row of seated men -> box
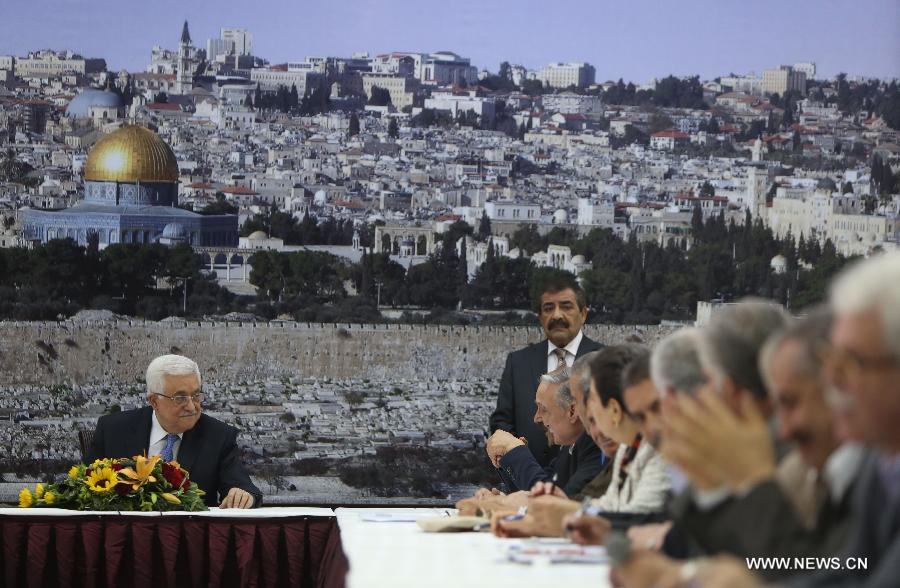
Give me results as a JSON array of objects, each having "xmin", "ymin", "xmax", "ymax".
[{"xmin": 457, "ymin": 254, "xmax": 900, "ymax": 588}]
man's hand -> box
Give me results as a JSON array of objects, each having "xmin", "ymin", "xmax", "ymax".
[
  {"xmin": 474, "ymin": 487, "xmax": 504, "ymax": 500},
  {"xmin": 492, "ymin": 495, "xmax": 579, "ymax": 538},
  {"xmin": 219, "ymin": 487, "xmax": 254, "ymax": 509},
  {"xmin": 530, "ymin": 481, "xmax": 568, "ymax": 499},
  {"xmin": 610, "ymin": 550, "xmax": 683, "ymax": 588},
  {"xmin": 661, "ymin": 388, "xmax": 775, "ymax": 493},
  {"xmin": 563, "ymin": 513, "xmax": 611, "ymax": 545},
  {"xmin": 485, "ymin": 430, "xmax": 525, "ymax": 467},
  {"xmin": 455, "ymin": 491, "xmax": 527, "ymax": 517},
  {"xmin": 626, "ymin": 522, "xmax": 672, "ymax": 551}
]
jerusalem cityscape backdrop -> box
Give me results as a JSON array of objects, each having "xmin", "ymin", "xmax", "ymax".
[{"xmin": 0, "ymin": 5, "xmax": 898, "ymax": 502}]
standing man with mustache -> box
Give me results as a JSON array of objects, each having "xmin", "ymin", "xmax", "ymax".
[
  {"xmin": 488, "ymin": 275, "xmax": 602, "ymax": 467},
  {"xmin": 85, "ymin": 354, "xmax": 262, "ymax": 509}
]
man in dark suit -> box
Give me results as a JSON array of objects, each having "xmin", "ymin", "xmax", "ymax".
[
  {"xmin": 489, "ymin": 275, "xmax": 602, "ymax": 466},
  {"xmin": 491, "ymin": 371, "xmax": 604, "ymax": 497},
  {"xmin": 86, "ymin": 354, "xmax": 262, "ymax": 509}
]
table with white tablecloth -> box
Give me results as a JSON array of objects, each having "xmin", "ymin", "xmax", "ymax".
[{"xmin": 336, "ymin": 508, "xmax": 612, "ymax": 588}]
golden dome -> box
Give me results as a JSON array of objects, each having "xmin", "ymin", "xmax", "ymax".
[{"xmin": 83, "ymin": 125, "xmax": 179, "ymax": 183}]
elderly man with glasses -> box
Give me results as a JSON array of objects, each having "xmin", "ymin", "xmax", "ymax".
[{"xmin": 85, "ymin": 354, "xmax": 262, "ymax": 509}]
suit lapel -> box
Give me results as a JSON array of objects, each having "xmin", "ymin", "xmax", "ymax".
[
  {"xmin": 574, "ymin": 335, "xmax": 598, "ymax": 359},
  {"xmin": 531, "ymin": 340, "xmax": 547, "ymax": 389},
  {"xmin": 177, "ymin": 416, "xmax": 203, "ymax": 472},
  {"xmin": 127, "ymin": 407, "xmax": 153, "ymax": 458}
]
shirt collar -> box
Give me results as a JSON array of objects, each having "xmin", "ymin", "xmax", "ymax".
[
  {"xmin": 548, "ymin": 330, "xmax": 584, "ymax": 358},
  {"xmin": 822, "ymin": 443, "xmax": 865, "ymax": 503},
  {"xmin": 150, "ymin": 410, "xmax": 182, "ymax": 447}
]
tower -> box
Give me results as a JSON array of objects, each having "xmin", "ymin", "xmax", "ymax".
[{"xmin": 175, "ymin": 20, "xmax": 194, "ymax": 94}]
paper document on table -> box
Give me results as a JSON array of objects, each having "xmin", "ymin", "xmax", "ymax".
[
  {"xmin": 359, "ymin": 512, "xmax": 439, "ymax": 522},
  {"xmin": 505, "ymin": 540, "xmax": 609, "ymax": 565}
]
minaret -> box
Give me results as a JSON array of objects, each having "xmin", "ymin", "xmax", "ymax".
[{"xmin": 176, "ymin": 20, "xmax": 194, "ymax": 94}]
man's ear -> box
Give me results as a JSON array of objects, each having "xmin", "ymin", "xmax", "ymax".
[
  {"xmin": 147, "ymin": 394, "xmax": 157, "ymax": 411},
  {"xmin": 568, "ymin": 402, "xmax": 578, "ymax": 423}
]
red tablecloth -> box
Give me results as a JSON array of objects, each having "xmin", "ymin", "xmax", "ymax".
[{"xmin": 0, "ymin": 515, "xmax": 348, "ymax": 588}]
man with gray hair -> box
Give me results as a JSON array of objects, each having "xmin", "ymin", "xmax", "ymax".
[
  {"xmin": 650, "ymin": 327, "xmax": 706, "ymax": 398},
  {"xmin": 487, "ymin": 367, "xmax": 604, "ymax": 497},
  {"xmin": 789, "ymin": 251, "xmax": 900, "ymax": 587},
  {"xmin": 86, "ymin": 354, "xmax": 262, "ymax": 509}
]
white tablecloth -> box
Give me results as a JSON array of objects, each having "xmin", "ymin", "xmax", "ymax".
[
  {"xmin": 0, "ymin": 506, "xmax": 334, "ymax": 518},
  {"xmin": 335, "ymin": 508, "xmax": 611, "ymax": 588}
]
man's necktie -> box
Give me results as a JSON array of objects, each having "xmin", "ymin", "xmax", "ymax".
[
  {"xmin": 553, "ymin": 347, "xmax": 567, "ymax": 369},
  {"xmin": 161, "ymin": 433, "xmax": 178, "ymax": 462}
]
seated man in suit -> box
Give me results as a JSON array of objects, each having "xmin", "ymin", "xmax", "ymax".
[
  {"xmin": 86, "ymin": 354, "xmax": 262, "ymax": 509},
  {"xmin": 487, "ymin": 368, "xmax": 603, "ymax": 497},
  {"xmin": 490, "ymin": 275, "xmax": 602, "ymax": 467}
]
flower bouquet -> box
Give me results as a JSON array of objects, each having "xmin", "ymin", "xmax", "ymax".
[{"xmin": 18, "ymin": 455, "xmax": 208, "ymax": 512}]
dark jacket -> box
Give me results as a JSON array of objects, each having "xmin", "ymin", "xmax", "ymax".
[
  {"xmin": 86, "ymin": 406, "xmax": 263, "ymax": 508},
  {"xmin": 789, "ymin": 450, "xmax": 900, "ymax": 588},
  {"xmin": 498, "ymin": 431, "xmax": 604, "ymax": 497},
  {"xmin": 489, "ymin": 334, "xmax": 602, "ymax": 466}
]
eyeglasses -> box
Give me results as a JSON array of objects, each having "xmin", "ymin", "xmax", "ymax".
[
  {"xmin": 818, "ymin": 344, "xmax": 898, "ymax": 381},
  {"xmin": 152, "ymin": 392, "xmax": 203, "ymax": 406}
]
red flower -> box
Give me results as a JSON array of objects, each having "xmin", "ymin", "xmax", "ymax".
[
  {"xmin": 114, "ymin": 481, "xmax": 131, "ymax": 496},
  {"xmin": 161, "ymin": 462, "xmax": 189, "ymax": 491},
  {"xmin": 110, "ymin": 463, "xmax": 123, "ymax": 471}
]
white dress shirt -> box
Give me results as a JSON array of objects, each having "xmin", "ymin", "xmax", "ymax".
[
  {"xmin": 148, "ymin": 410, "xmax": 182, "ymax": 461},
  {"xmin": 547, "ymin": 330, "xmax": 583, "ymax": 372}
]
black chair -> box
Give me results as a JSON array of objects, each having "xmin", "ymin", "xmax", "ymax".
[{"xmin": 77, "ymin": 430, "xmax": 94, "ymax": 462}]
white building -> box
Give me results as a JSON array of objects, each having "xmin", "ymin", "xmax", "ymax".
[
  {"xmin": 577, "ymin": 197, "xmax": 615, "ymax": 227},
  {"xmin": 15, "ymin": 50, "xmax": 103, "ymax": 78},
  {"xmin": 538, "ymin": 63, "xmax": 596, "ymax": 89},
  {"xmin": 221, "ymin": 29, "xmax": 252, "ymax": 56},
  {"xmin": 250, "ymin": 68, "xmax": 324, "ymax": 94},
  {"xmin": 792, "ymin": 62, "xmax": 816, "ymax": 80},
  {"xmin": 542, "ymin": 93, "xmax": 604, "ymax": 115},
  {"xmin": 720, "ymin": 75, "xmax": 763, "ymax": 95},
  {"xmin": 485, "ymin": 200, "xmax": 540, "ymax": 223},
  {"xmin": 423, "ymin": 91, "xmax": 495, "ymax": 124},
  {"xmin": 422, "ymin": 52, "xmax": 477, "ymax": 85}
]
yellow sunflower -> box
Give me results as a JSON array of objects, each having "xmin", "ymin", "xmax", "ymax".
[
  {"xmin": 44, "ymin": 491, "xmax": 56, "ymax": 505},
  {"xmin": 68, "ymin": 466, "xmax": 80, "ymax": 480},
  {"xmin": 18, "ymin": 487, "xmax": 33, "ymax": 508},
  {"xmin": 85, "ymin": 467, "xmax": 119, "ymax": 493},
  {"xmin": 35, "ymin": 483, "xmax": 44, "ymax": 499}
]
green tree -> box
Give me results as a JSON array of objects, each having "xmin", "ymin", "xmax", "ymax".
[
  {"xmin": 477, "ymin": 211, "xmax": 492, "ymax": 241},
  {"xmin": 387, "ymin": 117, "xmax": 399, "ymax": 139},
  {"xmin": 349, "ymin": 112, "xmax": 360, "ymax": 137}
]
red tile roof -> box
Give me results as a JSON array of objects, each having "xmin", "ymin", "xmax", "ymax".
[
  {"xmin": 652, "ymin": 130, "xmax": 689, "ymax": 139},
  {"xmin": 148, "ymin": 102, "xmax": 182, "ymax": 111}
]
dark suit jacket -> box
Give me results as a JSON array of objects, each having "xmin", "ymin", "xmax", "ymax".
[
  {"xmin": 790, "ymin": 450, "xmax": 900, "ymax": 588},
  {"xmin": 86, "ymin": 406, "xmax": 263, "ymax": 508},
  {"xmin": 490, "ymin": 334, "xmax": 602, "ymax": 466},
  {"xmin": 675, "ymin": 479, "xmax": 855, "ymax": 580},
  {"xmin": 498, "ymin": 431, "xmax": 604, "ymax": 496}
]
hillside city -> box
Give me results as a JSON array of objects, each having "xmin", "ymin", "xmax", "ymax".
[
  {"xmin": 0, "ymin": 24, "xmax": 897, "ymax": 307},
  {"xmin": 0, "ymin": 23, "xmax": 899, "ymax": 502}
]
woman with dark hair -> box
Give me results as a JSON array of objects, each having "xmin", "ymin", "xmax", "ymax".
[{"xmin": 584, "ymin": 344, "xmax": 670, "ymax": 513}]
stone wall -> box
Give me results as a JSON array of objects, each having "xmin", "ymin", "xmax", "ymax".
[{"xmin": 0, "ymin": 320, "xmax": 675, "ymax": 386}]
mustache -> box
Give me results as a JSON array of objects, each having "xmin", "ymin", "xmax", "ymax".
[
  {"xmin": 548, "ymin": 319, "xmax": 570, "ymax": 330},
  {"xmin": 789, "ymin": 430, "xmax": 813, "ymax": 446},
  {"xmin": 179, "ymin": 412, "xmax": 198, "ymax": 417}
]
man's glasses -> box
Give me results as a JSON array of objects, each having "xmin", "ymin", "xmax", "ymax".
[
  {"xmin": 152, "ymin": 392, "xmax": 203, "ymax": 406},
  {"xmin": 818, "ymin": 344, "xmax": 898, "ymax": 381}
]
